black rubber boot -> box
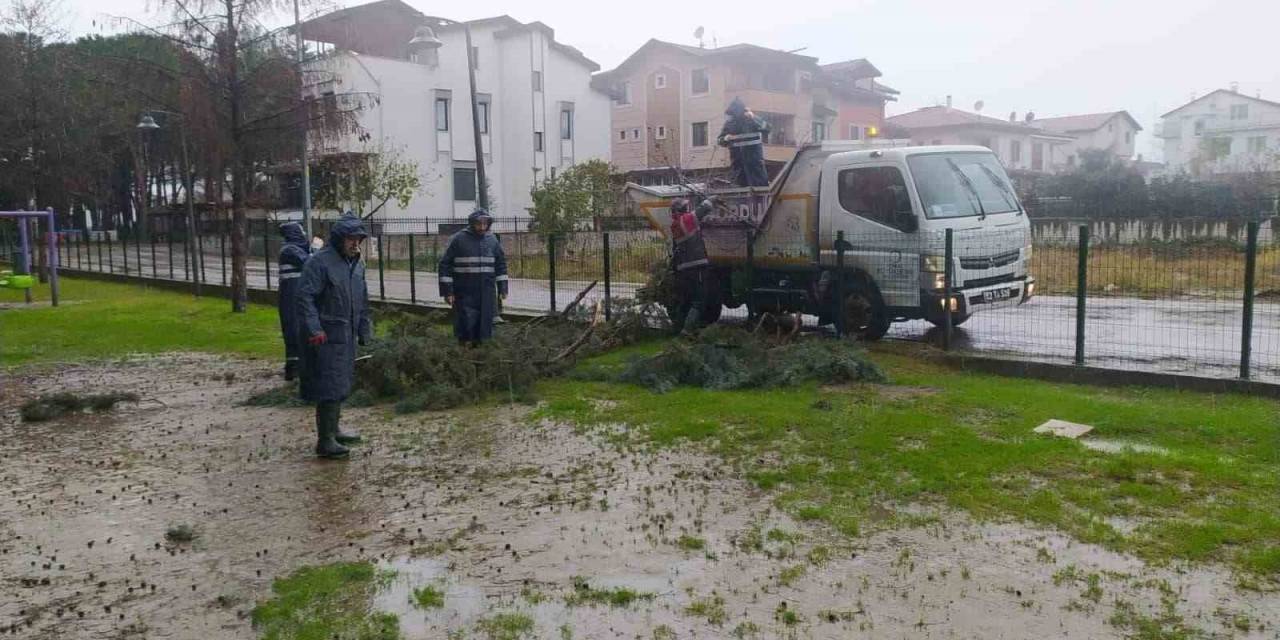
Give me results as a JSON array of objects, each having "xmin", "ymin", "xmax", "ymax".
[
  {"xmin": 333, "ymin": 404, "xmax": 362, "ymax": 444},
  {"xmin": 315, "ymin": 402, "xmax": 349, "ymax": 460},
  {"xmin": 283, "ymin": 359, "xmax": 299, "ymax": 382}
]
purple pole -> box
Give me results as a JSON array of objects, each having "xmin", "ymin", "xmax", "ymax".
[
  {"xmin": 17, "ymin": 214, "xmax": 31, "ymax": 304},
  {"xmin": 47, "ymin": 208, "xmax": 59, "ymax": 307}
]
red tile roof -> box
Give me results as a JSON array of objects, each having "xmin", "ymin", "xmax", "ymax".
[{"xmin": 1035, "ymin": 111, "xmax": 1142, "ymax": 133}]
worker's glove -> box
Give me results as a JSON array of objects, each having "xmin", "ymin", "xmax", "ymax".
[{"xmin": 307, "ymin": 332, "xmax": 327, "ymax": 346}]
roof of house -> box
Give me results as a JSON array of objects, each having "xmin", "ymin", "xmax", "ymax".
[
  {"xmin": 298, "ymin": 1, "xmax": 599, "ymax": 70},
  {"xmin": 1035, "ymin": 111, "xmax": 1142, "ymax": 133},
  {"xmin": 595, "ymin": 39, "xmax": 819, "ymax": 84},
  {"xmin": 820, "ymin": 58, "xmax": 882, "ymax": 79},
  {"xmin": 1161, "ymin": 88, "xmax": 1280, "ymax": 118},
  {"xmin": 887, "ymin": 106, "xmax": 1074, "ymax": 140}
]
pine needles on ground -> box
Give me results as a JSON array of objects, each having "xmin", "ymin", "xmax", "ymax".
[
  {"xmin": 19, "ymin": 392, "xmax": 140, "ymax": 422},
  {"xmin": 618, "ymin": 326, "xmax": 885, "ymax": 393}
]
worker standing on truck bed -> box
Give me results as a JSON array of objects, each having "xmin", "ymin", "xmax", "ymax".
[
  {"xmin": 718, "ymin": 97, "xmax": 771, "ymax": 187},
  {"xmin": 670, "ymin": 198, "xmax": 711, "ymax": 334}
]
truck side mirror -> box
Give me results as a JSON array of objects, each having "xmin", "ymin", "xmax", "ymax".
[{"xmin": 895, "ymin": 210, "xmax": 918, "ymax": 233}]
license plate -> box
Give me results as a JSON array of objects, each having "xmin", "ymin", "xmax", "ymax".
[{"xmin": 982, "ymin": 288, "xmax": 1013, "ymax": 303}]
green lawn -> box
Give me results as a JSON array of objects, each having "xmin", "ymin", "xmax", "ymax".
[
  {"xmin": 0, "ymin": 276, "xmax": 282, "ymax": 366},
  {"xmin": 541, "ymin": 344, "xmax": 1280, "ymax": 578}
]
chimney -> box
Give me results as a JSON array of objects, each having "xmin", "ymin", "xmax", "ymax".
[
  {"xmin": 1230, "ymin": 81, "xmax": 1239, "ymax": 94},
  {"xmin": 1009, "ymin": 111, "xmax": 1017, "ymax": 123},
  {"xmin": 946, "ymin": 95, "xmax": 952, "ymax": 110}
]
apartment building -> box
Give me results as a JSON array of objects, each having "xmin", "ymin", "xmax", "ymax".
[
  {"xmin": 1157, "ymin": 88, "xmax": 1280, "ymax": 176},
  {"xmin": 592, "ymin": 40, "xmax": 896, "ymax": 181}
]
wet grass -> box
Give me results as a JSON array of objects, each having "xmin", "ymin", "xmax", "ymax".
[
  {"xmin": 474, "ymin": 612, "xmax": 535, "ymax": 640},
  {"xmin": 540, "ymin": 342, "xmax": 1280, "ymax": 579},
  {"xmin": 411, "ymin": 584, "xmax": 444, "ymax": 609},
  {"xmin": 250, "ymin": 562, "xmax": 399, "ymax": 640},
  {"xmin": 565, "ymin": 576, "xmax": 655, "ymax": 608},
  {"xmin": 1033, "ymin": 243, "xmax": 1280, "ymax": 298},
  {"xmin": 0, "ymin": 277, "xmax": 282, "ymax": 366}
]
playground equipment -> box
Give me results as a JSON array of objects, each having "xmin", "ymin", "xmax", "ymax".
[{"xmin": 0, "ymin": 208, "xmax": 59, "ymax": 306}]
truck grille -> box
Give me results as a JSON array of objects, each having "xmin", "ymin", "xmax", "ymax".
[
  {"xmin": 964, "ymin": 274, "xmax": 1019, "ymax": 289},
  {"xmin": 960, "ymin": 250, "xmax": 1020, "ymax": 270}
]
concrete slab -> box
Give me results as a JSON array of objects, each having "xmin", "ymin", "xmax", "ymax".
[{"xmin": 1033, "ymin": 419, "xmax": 1094, "ymax": 439}]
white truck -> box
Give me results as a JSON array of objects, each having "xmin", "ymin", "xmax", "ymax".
[{"xmin": 625, "ymin": 143, "xmax": 1037, "ymax": 338}]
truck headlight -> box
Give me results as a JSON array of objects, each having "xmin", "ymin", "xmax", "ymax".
[{"xmin": 920, "ymin": 254, "xmax": 947, "ymax": 273}]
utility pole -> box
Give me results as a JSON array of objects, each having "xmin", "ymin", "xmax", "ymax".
[
  {"xmin": 463, "ymin": 25, "xmax": 486, "ymax": 210},
  {"xmin": 294, "ymin": 0, "xmax": 313, "ymax": 237}
]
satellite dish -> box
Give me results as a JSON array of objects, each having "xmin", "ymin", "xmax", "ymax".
[
  {"xmin": 694, "ymin": 26, "xmax": 705, "ymax": 47},
  {"xmin": 973, "ymin": 100, "xmax": 984, "ymax": 113},
  {"xmin": 1024, "ymin": 111, "xmax": 1036, "ymax": 123}
]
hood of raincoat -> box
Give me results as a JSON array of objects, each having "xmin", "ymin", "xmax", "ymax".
[
  {"xmin": 467, "ymin": 209, "xmax": 493, "ymax": 235},
  {"xmin": 328, "ymin": 214, "xmax": 369, "ymax": 250},
  {"xmin": 279, "ymin": 221, "xmax": 307, "ymax": 246},
  {"xmin": 725, "ymin": 97, "xmax": 746, "ymax": 118}
]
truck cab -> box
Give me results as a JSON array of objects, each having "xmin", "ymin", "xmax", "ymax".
[{"xmin": 626, "ymin": 143, "xmax": 1036, "ymax": 338}]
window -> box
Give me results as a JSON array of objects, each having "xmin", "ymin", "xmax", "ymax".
[
  {"xmin": 811, "ymin": 121, "xmax": 826, "ymax": 142},
  {"xmin": 534, "ymin": 132, "xmax": 544, "ymax": 152},
  {"xmin": 1248, "ymin": 136, "xmax": 1268, "ymax": 153},
  {"xmin": 691, "ymin": 68, "xmax": 709, "ymax": 94},
  {"xmin": 434, "ymin": 98, "xmax": 449, "ymax": 132},
  {"xmin": 615, "ymin": 81, "xmax": 631, "ymax": 106},
  {"xmin": 560, "ymin": 108, "xmax": 574, "ymax": 140},
  {"xmin": 1231, "ymin": 104, "xmax": 1249, "ymax": 120},
  {"xmin": 691, "ymin": 121, "xmax": 709, "ymax": 147},
  {"xmin": 848, "ymin": 124, "xmax": 861, "ymax": 140},
  {"xmin": 618, "ymin": 130, "xmax": 627, "ymax": 141},
  {"xmin": 453, "ymin": 167, "xmax": 477, "ymax": 201},
  {"xmin": 1125, "ymin": 130, "xmax": 1132, "ymax": 144},
  {"xmin": 477, "ymin": 101, "xmax": 490, "ymax": 134},
  {"xmin": 656, "ymin": 125, "xmax": 667, "ymax": 140},
  {"xmin": 836, "ymin": 166, "xmax": 914, "ymax": 231},
  {"xmin": 1194, "ymin": 120, "xmax": 1204, "ymax": 136},
  {"xmin": 532, "ymin": 70, "xmax": 543, "ymax": 91},
  {"xmin": 908, "ymin": 152, "xmax": 1022, "ymax": 219},
  {"xmin": 631, "ymin": 128, "xmax": 640, "ymax": 140},
  {"xmin": 1031, "ymin": 142, "xmax": 1044, "ymax": 171},
  {"xmin": 1009, "ymin": 140, "xmax": 1022, "ymax": 164},
  {"xmin": 654, "ymin": 73, "xmax": 667, "ymax": 89}
]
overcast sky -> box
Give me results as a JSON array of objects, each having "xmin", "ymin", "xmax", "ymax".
[{"xmin": 56, "ymin": 0, "xmax": 1280, "ymax": 161}]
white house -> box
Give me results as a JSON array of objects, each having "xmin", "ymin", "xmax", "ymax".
[
  {"xmin": 1033, "ymin": 111, "xmax": 1142, "ymax": 166},
  {"xmin": 298, "ymin": 0, "xmax": 610, "ymax": 227},
  {"xmin": 885, "ymin": 103, "xmax": 1074, "ymax": 173},
  {"xmin": 1157, "ymin": 88, "xmax": 1280, "ymax": 176}
]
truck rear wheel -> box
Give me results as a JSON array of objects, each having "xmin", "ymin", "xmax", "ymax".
[{"xmin": 842, "ymin": 286, "xmax": 890, "ymax": 341}]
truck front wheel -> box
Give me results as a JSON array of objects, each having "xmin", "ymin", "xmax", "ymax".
[{"xmin": 842, "ymin": 286, "xmax": 891, "ymax": 341}]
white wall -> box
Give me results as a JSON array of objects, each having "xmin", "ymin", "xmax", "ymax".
[
  {"xmin": 1160, "ymin": 92, "xmax": 1280, "ymax": 175},
  {"xmin": 1058, "ymin": 116, "xmax": 1140, "ymax": 164},
  {"xmin": 307, "ymin": 21, "xmax": 609, "ymax": 228}
]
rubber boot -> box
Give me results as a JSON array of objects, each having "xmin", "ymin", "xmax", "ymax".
[
  {"xmin": 283, "ymin": 359, "xmax": 299, "ymax": 382},
  {"xmin": 315, "ymin": 402, "xmax": 349, "ymax": 459},
  {"xmin": 333, "ymin": 404, "xmax": 362, "ymax": 444},
  {"xmin": 680, "ymin": 306, "xmax": 702, "ymax": 337}
]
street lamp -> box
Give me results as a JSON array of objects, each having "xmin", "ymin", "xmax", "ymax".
[
  {"xmin": 409, "ymin": 20, "xmax": 487, "ymax": 211},
  {"xmin": 137, "ymin": 110, "xmax": 202, "ymax": 296}
]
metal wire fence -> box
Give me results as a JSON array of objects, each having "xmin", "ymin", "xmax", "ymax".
[{"xmin": 3, "ymin": 210, "xmax": 1277, "ymax": 384}]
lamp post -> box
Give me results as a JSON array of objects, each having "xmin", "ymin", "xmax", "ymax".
[
  {"xmin": 293, "ymin": 0, "xmax": 313, "ymax": 238},
  {"xmin": 409, "ymin": 20, "xmax": 487, "ymax": 211},
  {"xmin": 137, "ymin": 111, "xmax": 202, "ymax": 296}
]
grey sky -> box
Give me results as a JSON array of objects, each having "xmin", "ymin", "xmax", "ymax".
[{"xmin": 58, "ymin": 0, "xmax": 1280, "ymax": 161}]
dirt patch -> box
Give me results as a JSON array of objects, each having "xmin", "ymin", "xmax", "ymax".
[{"xmin": 1, "ymin": 355, "xmax": 1275, "ymax": 639}]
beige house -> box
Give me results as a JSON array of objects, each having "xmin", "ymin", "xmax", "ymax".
[
  {"xmin": 1033, "ymin": 111, "xmax": 1142, "ymax": 167},
  {"xmin": 886, "ymin": 105, "xmax": 1074, "ymax": 173},
  {"xmin": 591, "ymin": 40, "xmax": 896, "ymax": 181}
]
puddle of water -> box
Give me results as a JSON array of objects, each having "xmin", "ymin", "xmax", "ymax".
[{"xmin": 1081, "ymin": 439, "xmax": 1170, "ymax": 455}]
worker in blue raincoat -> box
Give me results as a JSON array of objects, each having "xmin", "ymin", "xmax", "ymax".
[
  {"xmin": 296, "ymin": 214, "xmax": 371, "ymax": 460},
  {"xmin": 718, "ymin": 97, "xmax": 771, "ymax": 187},
  {"xmin": 439, "ymin": 209, "xmax": 508, "ymax": 346},
  {"xmin": 276, "ymin": 221, "xmax": 311, "ymax": 381}
]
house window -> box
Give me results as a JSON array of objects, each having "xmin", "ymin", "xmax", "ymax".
[
  {"xmin": 631, "ymin": 128, "xmax": 640, "ymax": 140},
  {"xmin": 1009, "ymin": 140, "xmax": 1022, "ymax": 164},
  {"xmin": 1194, "ymin": 120, "xmax": 1204, "ymax": 136},
  {"xmin": 1248, "ymin": 136, "xmax": 1267, "ymax": 153},
  {"xmin": 654, "ymin": 73, "xmax": 667, "ymax": 89},
  {"xmin": 691, "ymin": 68, "xmax": 709, "ymax": 94},
  {"xmin": 477, "ymin": 101, "xmax": 490, "ymax": 134},
  {"xmin": 615, "ymin": 82, "xmax": 631, "ymax": 106},
  {"xmin": 849, "ymin": 124, "xmax": 861, "ymax": 140},
  {"xmin": 656, "ymin": 125, "xmax": 667, "ymax": 140},
  {"xmin": 1125, "ymin": 130, "xmax": 1131, "ymax": 144},
  {"xmin": 560, "ymin": 108, "xmax": 574, "ymax": 140},
  {"xmin": 837, "ymin": 166, "xmax": 913, "ymax": 232},
  {"xmin": 532, "ymin": 70, "xmax": 543, "ymax": 92},
  {"xmin": 812, "ymin": 121, "xmax": 826, "ymax": 142},
  {"xmin": 1231, "ymin": 104, "xmax": 1249, "ymax": 120},
  {"xmin": 1031, "ymin": 142, "xmax": 1044, "ymax": 171},
  {"xmin": 534, "ymin": 131, "xmax": 544, "ymax": 152},
  {"xmin": 435, "ymin": 98, "xmax": 449, "ymax": 132},
  {"xmin": 618, "ymin": 130, "xmax": 626, "ymax": 141},
  {"xmin": 453, "ymin": 167, "xmax": 477, "ymax": 201},
  {"xmin": 691, "ymin": 121, "xmax": 708, "ymax": 147}
]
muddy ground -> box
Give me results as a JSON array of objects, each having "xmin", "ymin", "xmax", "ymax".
[{"xmin": 1, "ymin": 355, "xmax": 1276, "ymax": 639}]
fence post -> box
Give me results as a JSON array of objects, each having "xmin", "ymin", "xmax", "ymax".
[
  {"xmin": 263, "ymin": 220, "xmax": 272, "ymax": 291},
  {"xmin": 1075, "ymin": 225, "xmax": 1089, "ymax": 367},
  {"xmin": 219, "ymin": 219, "xmax": 227, "ymax": 286},
  {"xmin": 408, "ymin": 233, "xmax": 417, "ymax": 304},
  {"xmin": 376, "ymin": 232, "xmax": 386, "ymax": 301},
  {"xmin": 150, "ymin": 229, "xmax": 157, "ymax": 278},
  {"xmin": 835, "ymin": 230, "xmax": 846, "ymax": 338},
  {"xmin": 548, "ymin": 234, "xmax": 558, "ymax": 313},
  {"xmin": 943, "ymin": 228, "xmax": 954, "ymax": 351},
  {"xmin": 1240, "ymin": 221, "xmax": 1260, "ymax": 379},
  {"xmin": 107, "ymin": 227, "xmax": 115, "ymax": 274},
  {"xmin": 96, "ymin": 229, "xmax": 103, "ymax": 272},
  {"xmin": 134, "ymin": 225, "xmax": 142, "ymax": 277},
  {"xmin": 602, "ymin": 232, "xmax": 612, "ymax": 321}
]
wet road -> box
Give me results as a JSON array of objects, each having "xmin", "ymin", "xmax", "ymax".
[{"xmin": 55, "ymin": 245, "xmax": 1280, "ymax": 384}]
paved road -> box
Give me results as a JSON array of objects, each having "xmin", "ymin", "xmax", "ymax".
[{"xmin": 54, "ymin": 242, "xmax": 1280, "ymax": 383}]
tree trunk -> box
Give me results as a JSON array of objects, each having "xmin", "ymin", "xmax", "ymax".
[{"xmin": 225, "ymin": 0, "xmax": 248, "ymax": 312}]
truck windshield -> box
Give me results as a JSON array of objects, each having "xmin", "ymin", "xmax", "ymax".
[{"xmin": 908, "ymin": 152, "xmax": 1022, "ymax": 219}]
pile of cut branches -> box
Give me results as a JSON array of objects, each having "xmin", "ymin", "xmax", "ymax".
[
  {"xmin": 20, "ymin": 392, "xmax": 140, "ymax": 422},
  {"xmin": 618, "ymin": 326, "xmax": 885, "ymax": 393}
]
